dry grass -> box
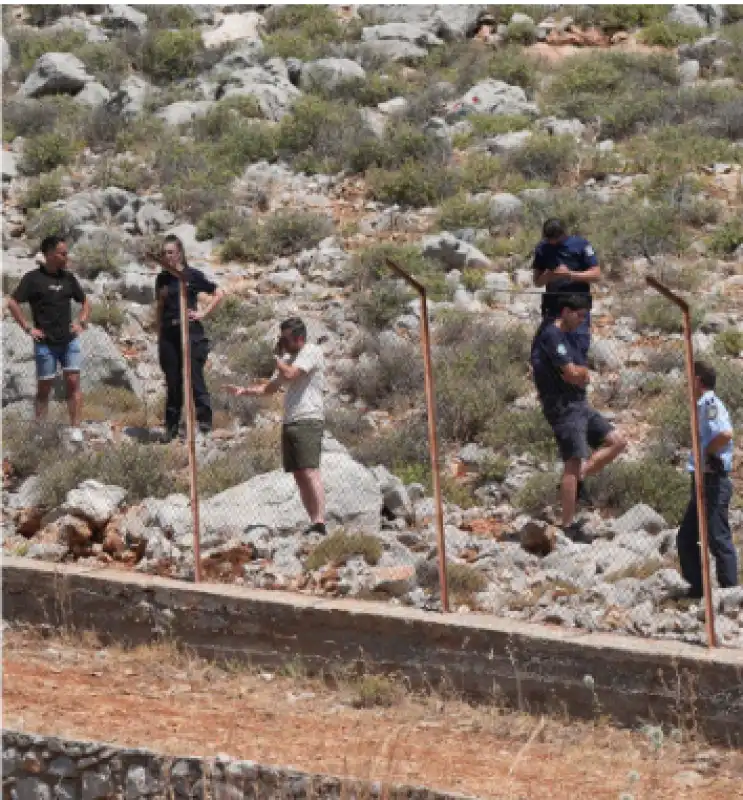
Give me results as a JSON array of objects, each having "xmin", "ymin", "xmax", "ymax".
[{"xmin": 3, "ymin": 627, "xmax": 743, "ymax": 799}]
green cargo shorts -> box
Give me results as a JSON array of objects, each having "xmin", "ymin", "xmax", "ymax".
[{"xmin": 282, "ymin": 420, "xmax": 323, "ymax": 473}]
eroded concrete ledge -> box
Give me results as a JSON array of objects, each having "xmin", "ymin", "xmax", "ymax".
[
  {"xmin": 2, "ymin": 730, "xmax": 473, "ymax": 800},
  {"xmin": 3, "ymin": 558, "xmax": 743, "ymax": 745}
]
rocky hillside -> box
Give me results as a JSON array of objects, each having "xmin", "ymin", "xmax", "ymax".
[{"xmin": 2, "ymin": 5, "xmax": 743, "ymax": 646}]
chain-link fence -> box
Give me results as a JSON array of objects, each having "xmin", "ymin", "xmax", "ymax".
[{"xmin": 3, "ymin": 263, "xmax": 741, "ymax": 649}]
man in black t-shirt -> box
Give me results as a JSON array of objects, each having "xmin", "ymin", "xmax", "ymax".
[
  {"xmin": 8, "ymin": 235, "xmax": 91, "ymax": 442},
  {"xmin": 530, "ymin": 294, "xmax": 626, "ymax": 538}
]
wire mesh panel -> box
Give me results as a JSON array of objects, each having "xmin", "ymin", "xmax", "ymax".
[{"xmin": 3, "ymin": 265, "xmax": 741, "ymax": 649}]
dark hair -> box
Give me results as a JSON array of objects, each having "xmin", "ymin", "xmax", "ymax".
[
  {"xmin": 41, "ymin": 235, "xmax": 65, "ymax": 255},
  {"xmin": 543, "ymin": 218, "xmax": 565, "ymax": 240},
  {"xmin": 280, "ymin": 317, "xmax": 307, "ymax": 340},
  {"xmin": 162, "ymin": 234, "xmax": 189, "ymax": 267},
  {"xmin": 557, "ymin": 294, "xmax": 591, "ymax": 314},
  {"xmin": 694, "ymin": 360, "xmax": 716, "ymax": 391}
]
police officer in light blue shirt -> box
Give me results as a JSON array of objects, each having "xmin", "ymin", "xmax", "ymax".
[{"xmin": 677, "ymin": 361, "xmax": 738, "ymax": 599}]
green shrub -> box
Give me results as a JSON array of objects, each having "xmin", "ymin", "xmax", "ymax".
[
  {"xmin": 141, "ymin": 29, "xmax": 203, "ymax": 83},
  {"xmin": 39, "ymin": 444, "xmax": 179, "ymax": 509},
  {"xmin": 276, "ymin": 96, "xmax": 374, "ymax": 174},
  {"xmin": 574, "ymin": 5, "xmax": 667, "ymax": 33},
  {"xmin": 435, "ymin": 318, "xmax": 531, "ymax": 442},
  {"xmin": 306, "ymin": 531, "xmax": 383, "ymax": 570},
  {"xmin": 636, "ymin": 296, "xmax": 703, "ymax": 334},
  {"xmin": 26, "ymin": 209, "xmax": 75, "ymax": 246},
  {"xmin": 221, "ymin": 211, "xmax": 334, "ymax": 264},
  {"xmin": 140, "ymin": 4, "xmax": 196, "ymax": 29},
  {"xmin": 588, "ymin": 459, "xmax": 689, "ymax": 525},
  {"xmin": 198, "ymin": 432, "xmax": 281, "ymax": 498},
  {"xmin": 708, "ymin": 218, "xmax": 743, "ymax": 254},
  {"xmin": 19, "ymin": 171, "xmax": 65, "ymax": 210},
  {"xmin": 194, "ymin": 95, "xmax": 264, "ymax": 140},
  {"xmin": 78, "ymin": 41, "xmax": 131, "ymax": 90},
  {"xmin": 21, "ymin": 132, "xmax": 81, "ymax": 176},
  {"xmin": 262, "ymin": 5, "xmax": 344, "ymax": 61},
  {"xmin": 485, "ymin": 45, "xmax": 540, "ymax": 92},
  {"xmin": 196, "ymin": 209, "xmax": 244, "ymax": 242},
  {"xmin": 90, "ymin": 296, "xmax": 126, "ymax": 332},
  {"xmin": 225, "ymin": 339, "xmax": 277, "ymax": 381},
  {"xmin": 367, "ymin": 160, "xmax": 457, "ymax": 208},
  {"xmin": 325, "ymin": 408, "xmax": 376, "ymax": 449},
  {"xmin": 3, "ymin": 417, "xmax": 64, "ymax": 479},
  {"xmin": 515, "ymin": 471, "xmax": 559, "ymax": 514},
  {"xmin": 715, "ymin": 329, "xmax": 743, "ymax": 357},
  {"xmin": 94, "ymin": 157, "xmax": 153, "ymax": 194},
  {"xmin": 71, "ymin": 234, "xmax": 124, "ymax": 279},
  {"xmin": 436, "ymin": 194, "xmax": 491, "ymax": 231},
  {"xmin": 507, "ymin": 133, "xmax": 578, "ymax": 183},
  {"xmin": 468, "ymin": 113, "xmax": 532, "ymax": 138},
  {"xmin": 206, "ymin": 296, "xmax": 273, "ymax": 343},
  {"xmin": 458, "ymin": 152, "xmax": 503, "ymax": 193},
  {"xmin": 639, "ymin": 21, "xmax": 706, "ymax": 47},
  {"xmin": 351, "ymin": 415, "xmax": 430, "ymax": 471},
  {"xmin": 338, "ymin": 338, "xmax": 424, "ymax": 409},
  {"xmin": 484, "ymin": 407, "xmax": 557, "ymax": 461},
  {"xmin": 8, "ymin": 28, "xmax": 86, "ymax": 77},
  {"xmin": 461, "ymin": 268, "xmax": 487, "ymax": 292},
  {"xmin": 505, "ymin": 21, "xmax": 537, "ymax": 45},
  {"xmin": 543, "ymin": 51, "xmax": 679, "ymax": 138}
]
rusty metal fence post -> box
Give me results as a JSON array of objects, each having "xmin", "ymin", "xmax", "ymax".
[
  {"xmin": 386, "ymin": 259, "xmax": 449, "ymax": 612},
  {"xmin": 178, "ymin": 274, "xmax": 203, "ymax": 583},
  {"xmin": 646, "ymin": 276, "xmax": 716, "ymax": 648}
]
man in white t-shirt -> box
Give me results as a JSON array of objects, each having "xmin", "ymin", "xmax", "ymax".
[{"xmin": 227, "ymin": 317, "xmax": 327, "ymax": 535}]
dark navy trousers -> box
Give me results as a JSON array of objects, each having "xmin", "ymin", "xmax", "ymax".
[{"xmin": 677, "ymin": 474, "xmax": 738, "ymax": 596}]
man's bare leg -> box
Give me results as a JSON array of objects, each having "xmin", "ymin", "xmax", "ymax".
[
  {"xmin": 561, "ymin": 457, "xmax": 581, "ymax": 528},
  {"xmin": 293, "ymin": 468, "xmax": 325, "ymax": 524},
  {"xmin": 580, "ymin": 431, "xmax": 626, "ymax": 480},
  {"xmin": 35, "ymin": 379, "xmax": 53, "ymax": 422},
  {"xmin": 64, "ymin": 371, "xmax": 82, "ymax": 428}
]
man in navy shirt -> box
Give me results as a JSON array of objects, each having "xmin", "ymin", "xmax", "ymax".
[
  {"xmin": 676, "ymin": 361, "xmax": 737, "ymax": 599},
  {"xmin": 532, "ymin": 218, "xmax": 601, "ymax": 359},
  {"xmin": 530, "ymin": 294, "xmax": 626, "ymax": 538}
]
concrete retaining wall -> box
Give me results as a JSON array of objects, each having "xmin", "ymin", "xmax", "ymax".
[
  {"xmin": 1, "ymin": 731, "xmax": 472, "ymax": 800},
  {"xmin": 3, "ymin": 558, "xmax": 743, "ymax": 745}
]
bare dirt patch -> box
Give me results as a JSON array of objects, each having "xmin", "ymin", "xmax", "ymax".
[{"xmin": 3, "ymin": 628, "xmax": 743, "ymax": 799}]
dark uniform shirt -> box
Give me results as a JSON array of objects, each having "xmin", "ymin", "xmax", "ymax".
[
  {"xmin": 530, "ymin": 321, "xmax": 586, "ymax": 405},
  {"xmin": 11, "ymin": 265, "xmax": 86, "ymax": 347},
  {"xmin": 532, "ymin": 235, "xmax": 599, "ymax": 318},
  {"xmin": 155, "ymin": 266, "xmax": 218, "ymax": 341}
]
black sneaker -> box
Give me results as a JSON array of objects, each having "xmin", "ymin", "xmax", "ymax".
[
  {"xmin": 303, "ymin": 522, "xmax": 327, "ymax": 536},
  {"xmin": 162, "ymin": 426, "xmax": 179, "ymax": 444},
  {"xmin": 561, "ymin": 521, "xmax": 591, "ymax": 544}
]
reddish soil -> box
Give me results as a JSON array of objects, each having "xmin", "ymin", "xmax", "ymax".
[{"xmin": 3, "ymin": 629, "xmax": 743, "ymax": 799}]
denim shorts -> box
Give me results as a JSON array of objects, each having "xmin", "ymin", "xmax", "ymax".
[{"xmin": 35, "ymin": 338, "xmax": 83, "ymax": 380}]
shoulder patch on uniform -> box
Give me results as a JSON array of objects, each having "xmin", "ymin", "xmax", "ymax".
[
  {"xmin": 707, "ymin": 404, "xmax": 718, "ymax": 420},
  {"xmin": 557, "ymin": 343, "xmax": 567, "ymax": 356},
  {"xmin": 584, "ymin": 245, "xmax": 595, "ymax": 257}
]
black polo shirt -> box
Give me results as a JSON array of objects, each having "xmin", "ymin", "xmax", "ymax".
[
  {"xmin": 530, "ymin": 320, "xmax": 586, "ymax": 406},
  {"xmin": 532, "ymin": 235, "xmax": 599, "ymax": 318},
  {"xmin": 155, "ymin": 266, "xmax": 218, "ymax": 340},
  {"xmin": 11, "ymin": 265, "xmax": 86, "ymax": 347}
]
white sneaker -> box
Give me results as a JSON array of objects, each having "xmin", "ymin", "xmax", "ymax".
[{"xmin": 68, "ymin": 428, "xmax": 84, "ymax": 444}]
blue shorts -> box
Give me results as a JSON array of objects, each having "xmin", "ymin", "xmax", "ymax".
[{"xmin": 35, "ymin": 338, "xmax": 83, "ymax": 380}]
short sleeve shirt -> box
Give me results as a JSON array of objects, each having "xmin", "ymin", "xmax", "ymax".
[
  {"xmin": 156, "ymin": 266, "xmax": 217, "ymax": 339},
  {"xmin": 532, "ymin": 235, "xmax": 599, "ymax": 318},
  {"xmin": 688, "ymin": 391, "xmax": 734, "ymax": 473},
  {"xmin": 11, "ymin": 265, "xmax": 85, "ymax": 347},
  {"xmin": 276, "ymin": 343, "xmax": 325, "ymax": 424},
  {"xmin": 530, "ymin": 321, "xmax": 586, "ymax": 405}
]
